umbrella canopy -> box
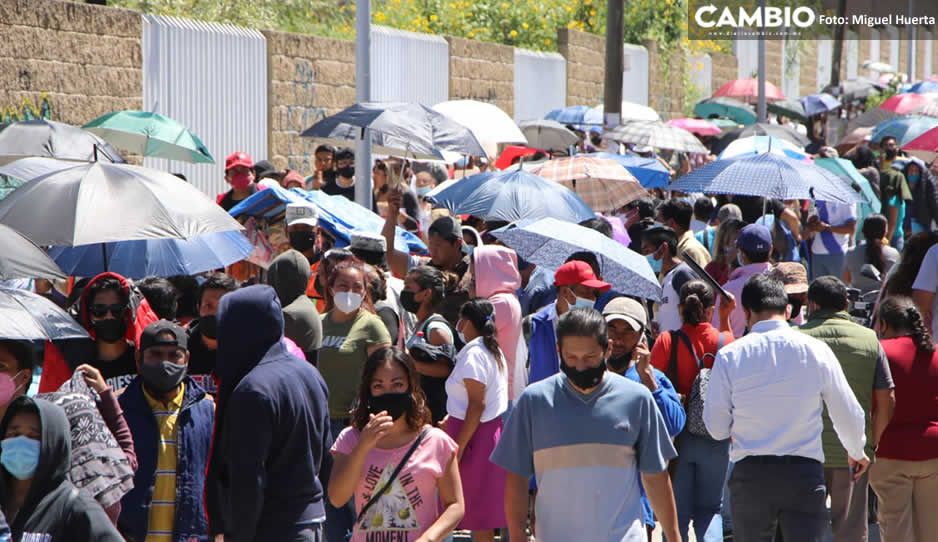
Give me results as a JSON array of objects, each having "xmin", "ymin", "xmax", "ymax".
[
  {"xmin": 904, "ymin": 126, "xmax": 938, "ymax": 153},
  {"xmin": 0, "ymin": 287, "xmax": 89, "ymax": 341},
  {"xmin": 0, "ymin": 223, "xmax": 66, "ymax": 280},
  {"xmin": 863, "ymin": 61, "xmax": 896, "ymax": 74},
  {"xmin": 835, "ymin": 127, "xmax": 873, "ymax": 153},
  {"xmin": 83, "ymin": 110, "xmax": 214, "ymax": 164},
  {"xmin": 870, "ymin": 116, "xmax": 938, "ymax": 145},
  {"xmin": 709, "ymin": 118, "xmax": 742, "ymax": 130},
  {"xmin": 710, "ymin": 123, "xmax": 809, "ymax": 155},
  {"xmin": 719, "ymin": 136, "xmax": 810, "ymax": 161},
  {"xmin": 767, "ymin": 99, "xmax": 808, "ymax": 122},
  {"xmin": 905, "ymin": 81, "xmax": 938, "ymax": 94},
  {"xmin": 693, "ymin": 97, "xmax": 758, "ymax": 125},
  {"xmin": 801, "ymin": 93, "xmax": 841, "ymax": 116},
  {"xmin": 668, "ymin": 153, "xmax": 863, "ymax": 205},
  {"xmin": 0, "ymin": 120, "xmax": 125, "ymax": 166},
  {"xmin": 713, "ymin": 78, "xmax": 784, "ymax": 102},
  {"xmin": 667, "ymin": 118, "xmax": 721, "ymax": 136},
  {"xmin": 545, "ymin": 105, "xmax": 593, "ymax": 127},
  {"xmin": 604, "ymin": 121, "xmax": 708, "ymax": 153},
  {"xmin": 518, "ymin": 120, "xmax": 579, "ymax": 150},
  {"xmin": 919, "ymin": 102, "xmax": 938, "ymax": 118},
  {"xmin": 587, "ymin": 152, "xmax": 671, "ymax": 189},
  {"xmin": 301, "ymin": 102, "xmax": 486, "ymax": 159},
  {"xmin": 880, "ymin": 93, "xmax": 935, "ymax": 114},
  {"xmin": 432, "ymin": 100, "xmax": 526, "ymax": 156},
  {"xmin": 585, "ymin": 103, "xmax": 660, "ymax": 126},
  {"xmin": 47, "ymin": 230, "xmax": 253, "ymax": 279},
  {"xmin": 494, "ymin": 145, "xmax": 541, "ymax": 170},
  {"xmin": 847, "ymin": 108, "xmax": 897, "ymax": 131},
  {"xmin": 429, "ymin": 170, "xmax": 594, "ymax": 223},
  {"xmin": 814, "ymin": 158, "xmax": 881, "ymax": 213},
  {"xmin": 829, "ymin": 78, "xmax": 884, "ymax": 102},
  {"xmin": 491, "ymin": 217, "xmax": 660, "ymax": 301},
  {"xmin": 0, "ymin": 158, "xmax": 242, "ymax": 246},
  {"xmin": 530, "ymin": 156, "xmax": 647, "ymax": 212}
]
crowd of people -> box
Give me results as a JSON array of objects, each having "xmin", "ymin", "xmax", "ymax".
[{"xmin": 0, "ymin": 127, "xmax": 938, "ymax": 542}]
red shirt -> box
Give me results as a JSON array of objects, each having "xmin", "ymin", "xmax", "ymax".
[
  {"xmin": 878, "ymin": 336, "xmax": 938, "ymax": 461},
  {"xmin": 650, "ymin": 322, "xmax": 734, "ymax": 396}
]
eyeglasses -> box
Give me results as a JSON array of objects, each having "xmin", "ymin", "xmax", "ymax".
[{"xmin": 89, "ymin": 304, "xmax": 127, "ymax": 318}]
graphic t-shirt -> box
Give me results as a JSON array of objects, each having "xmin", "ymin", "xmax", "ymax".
[
  {"xmin": 320, "ymin": 310, "xmax": 392, "ymax": 419},
  {"xmin": 93, "ymin": 346, "xmax": 137, "ymax": 392},
  {"xmin": 332, "ymin": 426, "xmax": 458, "ymax": 542}
]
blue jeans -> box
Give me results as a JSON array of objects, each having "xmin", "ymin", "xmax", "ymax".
[
  {"xmin": 671, "ymin": 432, "xmax": 730, "ymax": 542},
  {"xmin": 324, "ymin": 418, "xmax": 355, "ymax": 542},
  {"xmin": 722, "ymin": 460, "xmax": 734, "ymax": 533}
]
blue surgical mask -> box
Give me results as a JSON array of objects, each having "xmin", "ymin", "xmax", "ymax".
[
  {"xmin": 573, "ymin": 296, "xmax": 595, "ymax": 310},
  {"xmin": 1, "ymin": 436, "xmax": 40, "ymax": 480},
  {"xmin": 646, "ymin": 254, "xmax": 663, "ymax": 274},
  {"xmin": 416, "ymin": 185, "xmax": 432, "ymax": 197},
  {"xmin": 908, "ymin": 174, "xmax": 921, "ymax": 184}
]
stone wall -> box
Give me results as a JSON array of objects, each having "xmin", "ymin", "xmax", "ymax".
[
  {"xmin": 264, "ymin": 30, "xmax": 356, "ymax": 173},
  {"xmin": 447, "ymin": 37, "xmax": 514, "ymax": 117},
  {"xmin": 558, "ymin": 28, "xmax": 604, "ymax": 107},
  {"xmin": 0, "ymin": 0, "xmax": 141, "ymax": 126}
]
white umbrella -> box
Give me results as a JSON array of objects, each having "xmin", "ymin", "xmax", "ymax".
[
  {"xmin": 584, "ymin": 102, "xmax": 661, "ymax": 127},
  {"xmin": 863, "ymin": 60, "xmax": 896, "ymax": 74},
  {"xmin": 433, "ymin": 100, "xmax": 527, "ymax": 157}
]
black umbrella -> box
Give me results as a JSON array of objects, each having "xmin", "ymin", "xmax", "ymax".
[
  {"xmin": 767, "ymin": 99, "xmax": 808, "ymax": 123},
  {"xmin": 0, "ymin": 120, "xmax": 124, "ymax": 165},
  {"xmin": 710, "ymin": 123, "xmax": 810, "ymax": 155},
  {"xmin": 0, "ymin": 287, "xmax": 88, "ymax": 341},
  {"xmin": 0, "ymin": 223, "xmax": 65, "ymax": 280}
]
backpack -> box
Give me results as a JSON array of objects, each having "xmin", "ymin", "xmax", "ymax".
[{"xmin": 667, "ymin": 329, "xmax": 724, "ymax": 440}]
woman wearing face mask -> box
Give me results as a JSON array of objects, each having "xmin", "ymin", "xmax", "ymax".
[
  {"xmin": 903, "ymin": 158, "xmax": 938, "ymax": 236},
  {"xmin": 704, "ymin": 218, "xmax": 745, "ymax": 286},
  {"xmin": 443, "ymin": 299, "xmax": 508, "ymax": 542},
  {"xmin": 0, "ymin": 396, "xmax": 123, "ymax": 540},
  {"xmin": 329, "ymin": 347, "xmax": 464, "ymax": 542}
]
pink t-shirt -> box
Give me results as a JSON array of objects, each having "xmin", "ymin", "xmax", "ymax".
[{"xmin": 331, "ymin": 426, "xmax": 458, "ymax": 542}]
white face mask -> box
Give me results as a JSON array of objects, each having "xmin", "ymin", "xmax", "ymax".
[{"xmin": 333, "ymin": 291, "xmax": 363, "ymax": 314}]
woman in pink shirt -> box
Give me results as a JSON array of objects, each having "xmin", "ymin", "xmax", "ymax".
[{"xmin": 329, "ymin": 347, "xmax": 464, "ymax": 542}]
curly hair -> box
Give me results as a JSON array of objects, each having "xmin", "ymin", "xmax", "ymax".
[
  {"xmin": 350, "ymin": 347, "xmax": 432, "ymax": 431},
  {"xmin": 878, "ymin": 296, "xmax": 936, "ymax": 354}
]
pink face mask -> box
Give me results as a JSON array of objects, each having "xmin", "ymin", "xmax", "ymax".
[
  {"xmin": 228, "ymin": 172, "xmax": 253, "ymax": 190},
  {"xmin": 0, "ymin": 371, "xmax": 23, "ymax": 407}
]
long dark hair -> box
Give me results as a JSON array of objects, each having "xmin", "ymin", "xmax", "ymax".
[
  {"xmin": 862, "ymin": 214, "xmax": 888, "ymax": 272},
  {"xmin": 459, "ymin": 299, "xmax": 504, "ymax": 371},
  {"xmin": 679, "ymin": 280, "xmax": 715, "ymax": 325},
  {"xmin": 878, "ymin": 296, "xmax": 935, "ymax": 354},
  {"xmin": 884, "ymin": 233, "xmax": 938, "ymax": 296},
  {"xmin": 406, "ymin": 266, "xmax": 451, "ymax": 310},
  {"xmin": 351, "ymin": 347, "xmax": 432, "ymax": 431}
]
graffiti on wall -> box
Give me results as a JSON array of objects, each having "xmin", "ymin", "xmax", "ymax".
[{"xmin": 2, "ymin": 93, "xmax": 54, "ymax": 124}]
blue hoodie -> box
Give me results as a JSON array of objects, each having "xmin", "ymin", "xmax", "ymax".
[{"xmin": 205, "ymin": 285, "xmax": 331, "ymax": 541}]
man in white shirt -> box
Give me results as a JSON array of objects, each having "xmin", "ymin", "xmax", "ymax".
[
  {"xmin": 641, "ymin": 225, "xmax": 696, "ymax": 335},
  {"xmin": 703, "ymin": 274, "xmax": 869, "ymax": 541},
  {"xmin": 912, "ymin": 243, "xmax": 938, "ymax": 339}
]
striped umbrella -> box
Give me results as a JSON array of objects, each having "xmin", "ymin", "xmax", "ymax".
[
  {"xmin": 870, "ymin": 116, "xmax": 938, "ymax": 145},
  {"xmin": 531, "ymin": 156, "xmax": 648, "ymax": 212},
  {"xmin": 604, "ymin": 121, "xmax": 708, "ymax": 153},
  {"xmin": 879, "ymin": 93, "xmax": 936, "ymax": 114}
]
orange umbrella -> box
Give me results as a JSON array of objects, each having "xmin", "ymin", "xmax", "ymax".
[{"xmin": 713, "ymin": 78, "xmax": 785, "ymax": 102}]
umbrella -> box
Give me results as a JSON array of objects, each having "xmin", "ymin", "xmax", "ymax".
[
  {"xmin": 710, "ymin": 123, "xmax": 809, "ymax": 155},
  {"xmin": 814, "ymin": 158, "xmax": 881, "ymax": 213},
  {"xmin": 0, "ymin": 224, "xmax": 65, "ymax": 280},
  {"xmin": 904, "ymin": 126, "xmax": 938, "ymax": 153},
  {"xmin": 905, "ymin": 81, "xmax": 938, "ymax": 94},
  {"xmin": 863, "ymin": 61, "xmax": 896, "ymax": 74},
  {"xmin": 835, "ymin": 127, "xmax": 873, "ymax": 153},
  {"xmin": 919, "ymin": 102, "xmax": 938, "ymax": 118},
  {"xmin": 604, "ymin": 121, "xmax": 708, "ymax": 153},
  {"xmin": 301, "ymin": 102, "xmax": 486, "ymax": 159},
  {"xmin": 767, "ymin": 99, "xmax": 808, "ymax": 122},
  {"xmin": 530, "ymin": 156, "xmax": 647, "ymax": 212},
  {"xmin": 827, "ymin": 78, "xmax": 884, "ymax": 102},
  {"xmin": 693, "ymin": 97, "xmax": 757, "ymax": 125},
  {"xmin": 713, "ymin": 78, "xmax": 785, "ymax": 102},
  {"xmin": 545, "ymin": 105, "xmax": 593, "ymax": 127},
  {"xmin": 869, "ymin": 116, "xmax": 938, "ymax": 145},
  {"xmin": 0, "ymin": 120, "xmax": 125, "ymax": 166},
  {"xmin": 801, "ymin": 93, "xmax": 842, "ymax": 116},
  {"xmin": 432, "ymin": 100, "xmax": 526, "ymax": 157},
  {"xmin": 429, "ymin": 170, "xmax": 594, "ymax": 223},
  {"xmin": 0, "ymin": 158, "xmax": 243, "ymax": 247},
  {"xmin": 667, "ymin": 118, "xmax": 721, "ymax": 136},
  {"xmin": 518, "ymin": 120, "xmax": 579, "ymax": 150},
  {"xmin": 879, "ymin": 93, "xmax": 935, "ymax": 114},
  {"xmin": 83, "ymin": 110, "xmax": 214, "ymax": 164},
  {"xmin": 719, "ymin": 136, "xmax": 810, "ymax": 161},
  {"xmin": 585, "ymin": 103, "xmax": 660, "ymax": 126},
  {"xmin": 709, "ymin": 118, "xmax": 742, "ymax": 130},
  {"xmin": 495, "ymin": 145, "xmax": 541, "ymax": 170},
  {"xmin": 587, "ymin": 152, "xmax": 671, "ymax": 189},
  {"xmin": 491, "ymin": 217, "xmax": 660, "ymax": 301},
  {"xmin": 668, "ymin": 153, "xmax": 863, "ymax": 205},
  {"xmin": 847, "ymin": 108, "xmax": 897, "ymax": 131},
  {"xmin": 47, "ymin": 231, "xmax": 253, "ymax": 279},
  {"xmin": 0, "ymin": 287, "xmax": 89, "ymax": 341}
]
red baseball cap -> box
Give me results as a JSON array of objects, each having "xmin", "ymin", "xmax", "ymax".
[
  {"xmin": 554, "ymin": 261, "xmax": 611, "ymax": 292},
  {"xmin": 225, "ymin": 152, "xmax": 254, "ymax": 171}
]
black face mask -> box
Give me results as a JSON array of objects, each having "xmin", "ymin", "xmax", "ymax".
[
  {"xmin": 368, "ymin": 392, "xmax": 412, "ymax": 420},
  {"xmin": 140, "ymin": 360, "xmax": 187, "ymax": 394},
  {"xmin": 400, "ymin": 290, "xmax": 421, "ymax": 313},
  {"xmin": 884, "ymin": 149, "xmax": 898, "ymax": 160},
  {"xmin": 337, "ymin": 166, "xmax": 355, "ymax": 179},
  {"xmin": 605, "ymin": 352, "xmax": 632, "ymax": 374},
  {"xmin": 200, "ymin": 315, "xmax": 218, "ymax": 340},
  {"xmin": 289, "ymin": 231, "xmax": 318, "ymax": 254},
  {"xmin": 560, "ymin": 359, "xmax": 606, "ymax": 390},
  {"xmin": 92, "ymin": 318, "xmax": 127, "ymax": 343}
]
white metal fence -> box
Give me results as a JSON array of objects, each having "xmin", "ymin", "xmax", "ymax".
[
  {"xmin": 781, "ymin": 39, "xmax": 799, "ymax": 100},
  {"xmin": 622, "ymin": 44, "xmax": 650, "ymax": 106},
  {"xmin": 816, "ymin": 37, "xmax": 833, "ymax": 93},
  {"xmin": 846, "ymin": 30, "xmax": 859, "ymax": 80},
  {"xmin": 513, "ymin": 48, "xmax": 566, "ymax": 122},
  {"xmin": 371, "ymin": 25, "xmax": 449, "ymax": 106},
  {"xmin": 142, "ymin": 15, "xmax": 267, "ymax": 198}
]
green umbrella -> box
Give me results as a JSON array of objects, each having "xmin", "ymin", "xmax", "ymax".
[
  {"xmin": 767, "ymin": 98, "xmax": 808, "ymax": 123},
  {"xmin": 83, "ymin": 111, "xmax": 214, "ymax": 164},
  {"xmin": 814, "ymin": 158, "xmax": 880, "ymax": 213},
  {"xmin": 693, "ymin": 97, "xmax": 757, "ymax": 126},
  {"xmin": 709, "ymin": 118, "xmax": 741, "ymax": 131}
]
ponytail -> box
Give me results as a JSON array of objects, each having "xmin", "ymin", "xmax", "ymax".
[
  {"xmin": 459, "ymin": 299, "xmax": 505, "ymax": 371},
  {"xmin": 862, "ymin": 214, "xmax": 888, "ymax": 273},
  {"xmin": 906, "ymin": 306, "xmax": 935, "ymax": 355},
  {"xmin": 679, "ymin": 280, "xmax": 715, "ymax": 325},
  {"xmin": 878, "ymin": 296, "xmax": 936, "ymax": 354}
]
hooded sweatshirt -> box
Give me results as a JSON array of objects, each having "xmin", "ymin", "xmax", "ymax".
[
  {"xmin": 205, "ymin": 285, "xmax": 330, "ymax": 541},
  {"xmin": 268, "ymin": 249, "xmax": 323, "ymax": 363},
  {"xmin": 473, "ymin": 246, "xmax": 526, "ymax": 400},
  {"xmin": 39, "ymin": 272, "xmax": 160, "ymax": 393},
  {"xmin": 0, "ymin": 396, "xmax": 123, "ymax": 541},
  {"xmin": 903, "ymin": 157, "xmax": 938, "ymax": 230}
]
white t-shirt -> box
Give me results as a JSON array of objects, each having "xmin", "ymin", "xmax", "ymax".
[
  {"xmin": 445, "ymin": 338, "xmax": 508, "ymax": 422},
  {"xmin": 811, "ymin": 202, "xmax": 857, "ymax": 255},
  {"xmin": 656, "ymin": 264, "xmax": 695, "ymax": 334},
  {"xmin": 912, "ymin": 244, "xmax": 938, "ymax": 339}
]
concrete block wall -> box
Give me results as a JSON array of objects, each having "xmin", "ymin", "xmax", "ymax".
[
  {"xmin": 710, "ymin": 52, "xmax": 738, "ymax": 95},
  {"xmin": 558, "ymin": 29, "xmax": 605, "ymax": 107},
  {"xmin": 447, "ymin": 37, "xmax": 514, "ymax": 117}
]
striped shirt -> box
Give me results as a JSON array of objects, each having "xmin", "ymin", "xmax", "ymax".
[{"xmin": 143, "ymin": 384, "xmax": 185, "ymax": 542}]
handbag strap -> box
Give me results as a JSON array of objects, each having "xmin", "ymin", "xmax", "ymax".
[
  {"xmin": 356, "ymin": 428, "xmax": 430, "ymax": 523},
  {"xmin": 674, "ymin": 329, "xmax": 706, "ymax": 370}
]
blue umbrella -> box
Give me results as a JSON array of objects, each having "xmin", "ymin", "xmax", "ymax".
[
  {"xmin": 801, "ymin": 93, "xmax": 841, "ymax": 116},
  {"xmin": 491, "ymin": 217, "xmax": 660, "ymax": 301},
  {"xmin": 813, "ymin": 158, "xmax": 881, "ymax": 213},
  {"xmin": 47, "ymin": 230, "xmax": 253, "ymax": 279},
  {"xmin": 429, "ymin": 170, "xmax": 595, "ymax": 223},
  {"xmin": 669, "ymin": 153, "xmax": 863, "ymax": 204},
  {"xmin": 588, "ymin": 152, "xmax": 670, "ymax": 188},
  {"xmin": 545, "ymin": 106, "xmax": 593, "ymax": 128},
  {"xmin": 229, "ymin": 185, "xmax": 428, "ymax": 255},
  {"xmin": 904, "ymin": 81, "xmax": 938, "ymax": 94},
  {"xmin": 871, "ymin": 115, "xmax": 938, "ymax": 145}
]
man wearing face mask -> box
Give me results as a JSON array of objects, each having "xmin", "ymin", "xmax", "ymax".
[
  {"xmin": 641, "ymin": 225, "xmax": 696, "ymax": 336},
  {"xmin": 878, "ymin": 137, "xmax": 912, "ymax": 247},
  {"xmin": 767, "ymin": 262, "xmax": 809, "ymax": 325},
  {"xmin": 321, "ymin": 148, "xmax": 357, "ymax": 201},
  {"xmin": 187, "ymin": 272, "xmax": 239, "ymax": 394},
  {"xmin": 217, "ymin": 152, "xmax": 258, "ymax": 212},
  {"xmin": 492, "ymin": 308, "xmax": 681, "ymax": 542},
  {"xmin": 118, "ymin": 320, "xmax": 214, "ymax": 542}
]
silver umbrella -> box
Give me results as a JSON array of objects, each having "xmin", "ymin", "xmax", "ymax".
[
  {"xmin": 0, "ymin": 120, "xmax": 124, "ymax": 165},
  {"xmin": 519, "ymin": 120, "xmax": 579, "ymax": 150},
  {"xmin": 0, "ymin": 224, "xmax": 65, "ymax": 280},
  {"xmin": 0, "ymin": 287, "xmax": 88, "ymax": 341}
]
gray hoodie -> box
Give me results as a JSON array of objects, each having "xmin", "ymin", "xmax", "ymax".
[{"xmin": 267, "ymin": 250, "xmax": 323, "ymax": 362}]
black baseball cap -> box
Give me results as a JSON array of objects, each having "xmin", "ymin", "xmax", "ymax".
[
  {"xmin": 139, "ymin": 320, "xmax": 188, "ymax": 352},
  {"xmin": 428, "ymin": 215, "xmax": 462, "ymax": 241}
]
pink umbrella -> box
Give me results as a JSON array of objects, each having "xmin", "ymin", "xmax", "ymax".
[
  {"xmin": 904, "ymin": 126, "xmax": 938, "ymax": 153},
  {"xmin": 667, "ymin": 118, "xmax": 721, "ymax": 136},
  {"xmin": 880, "ymin": 93, "xmax": 935, "ymax": 114},
  {"xmin": 713, "ymin": 79, "xmax": 784, "ymax": 102}
]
